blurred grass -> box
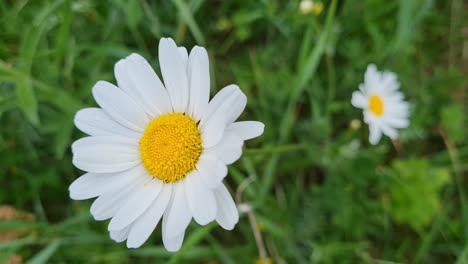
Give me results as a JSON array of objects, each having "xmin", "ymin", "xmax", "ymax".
[{"xmin": 0, "ymin": 0, "xmax": 467, "ymax": 263}]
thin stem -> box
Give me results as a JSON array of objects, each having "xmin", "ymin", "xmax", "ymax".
[
  {"xmin": 438, "ymin": 126, "xmax": 468, "ymax": 243},
  {"xmin": 247, "ymin": 210, "xmax": 268, "ymax": 261}
]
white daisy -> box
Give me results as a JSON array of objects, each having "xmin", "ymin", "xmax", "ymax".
[
  {"xmin": 351, "ymin": 64, "xmax": 409, "ymax": 145},
  {"xmin": 69, "ymin": 37, "xmax": 264, "ymax": 252}
]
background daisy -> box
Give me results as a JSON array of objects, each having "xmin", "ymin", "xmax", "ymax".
[{"xmin": 351, "ymin": 64, "xmax": 410, "ymax": 145}]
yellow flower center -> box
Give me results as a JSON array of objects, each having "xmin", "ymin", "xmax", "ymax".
[
  {"xmin": 139, "ymin": 113, "xmax": 202, "ymax": 183},
  {"xmin": 369, "ymin": 94, "xmax": 384, "ymax": 116}
]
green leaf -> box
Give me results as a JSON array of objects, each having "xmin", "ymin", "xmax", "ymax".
[
  {"xmin": 385, "ymin": 158, "xmax": 450, "ymax": 231},
  {"xmin": 15, "ymin": 76, "xmax": 39, "ymax": 125},
  {"xmin": 456, "ymin": 244, "xmax": 468, "ymax": 264},
  {"xmin": 123, "ymin": 0, "xmax": 143, "ymax": 29},
  {"xmin": 26, "ymin": 240, "xmax": 61, "ymax": 264},
  {"xmin": 0, "ymin": 236, "xmax": 34, "ymax": 251},
  {"xmin": 171, "ymin": 0, "xmax": 205, "ymax": 45},
  {"xmin": 16, "ymin": 20, "xmax": 48, "ymax": 125},
  {"xmin": 440, "ymin": 104, "xmax": 465, "ymax": 144}
]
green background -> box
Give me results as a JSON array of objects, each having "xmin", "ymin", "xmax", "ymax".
[{"xmin": 0, "ymin": 0, "xmax": 467, "ymax": 263}]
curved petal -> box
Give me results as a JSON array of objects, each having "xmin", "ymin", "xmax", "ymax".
[
  {"xmin": 90, "ymin": 171, "xmax": 149, "ymax": 221},
  {"xmin": 200, "ymin": 85, "xmax": 246, "ymax": 148},
  {"xmin": 110, "ymin": 225, "xmax": 131, "ymax": 243},
  {"xmin": 187, "ymin": 46, "xmax": 210, "ymax": 121},
  {"xmin": 196, "ymin": 153, "xmax": 227, "ymax": 189},
  {"xmin": 206, "ymin": 131, "xmax": 243, "ymax": 165},
  {"xmin": 108, "ymin": 178, "xmax": 163, "ymax": 231},
  {"xmin": 351, "ymin": 91, "xmax": 367, "ymax": 109},
  {"xmin": 199, "ymin": 85, "xmax": 237, "ymax": 126},
  {"xmin": 114, "ymin": 53, "xmax": 173, "ymax": 117},
  {"xmin": 163, "ymin": 232, "xmax": 185, "ymax": 252},
  {"xmin": 225, "ymin": 93, "xmax": 247, "ymax": 124},
  {"xmin": 127, "ymin": 185, "xmax": 172, "ymax": 248},
  {"xmin": 162, "ymin": 182, "xmax": 192, "ymax": 239},
  {"xmin": 378, "ymin": 120, "xmax": 398, "ymax": 140},
  {"xmin": 178, "ymin": 47, "xmax": 188, "ymax": 68},
  {"xmin": 74, "ymin": 108, "xmax": 141, "ymax": 138},
  {"xmin": 185, "ymin": 171, "xmax": 217, "ymax": 225},
  {"xmin": 226, "ymin": 121, "xmax": 264, "ymax": 141},
  {"xmin": 159, "ymin": 38, "xmax": 189, "ymax": 113},
  {"xmin": 69, "ymin": 165, "xmax": 144, "ymax": 200},
  {"xmin": 71, "ymin": 136, "xmax": 140, "ymax": 173},
  {"xmin": 214, "ymin": 184, "xmax": 239, "ymax": 230},
  {"xmin": 383, "ymin": 115, "xmax": 409, "ymax": 128},
  {"xmin": 386, "ymin": 102, "xmax": 410, "ymax": 117},
  {"xmin": 381, "ymin": 71, "xmax": 400, "ymax": 92},
  {"xmin": 92, "ymin": 81, "xmax": 149, "ymax": 132},
  {"xmin": 368, "ymin": 123, "xmax": 382, "ymax": 145},
  {"xmin": 364, "ymin": 64, "xmax": 379, "ymax": 88}
]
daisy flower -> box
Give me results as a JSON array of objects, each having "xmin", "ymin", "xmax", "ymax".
[
  {"xmin": 69, "ymin": 38, "xmax": 264, "ymax": 251},
  {"xmin": 351, "ymin": 64, "xmax": 409, "ymax": 145}
]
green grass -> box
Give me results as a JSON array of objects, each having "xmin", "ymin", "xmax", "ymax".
[{"xmin": 0, "ymin": 0, "xmax": 467, "ymax": 263}]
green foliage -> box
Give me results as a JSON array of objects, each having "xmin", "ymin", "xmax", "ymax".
[
  {"xmin": 440, "ymin": 104, "xmax": 465, "ymax": 145},
  {"xmin": 0, "ymin": 0, "xmax": 467, "ymax": 263},
  {"xmin": 385, "ymin": 158, "xmax": 450, "ymax": 232}
]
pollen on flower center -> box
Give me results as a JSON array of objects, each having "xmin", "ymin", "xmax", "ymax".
[
  {"xmin": 139, "ymin": 113, "xmax": 202, "ymax": 183},
  {"xmin": 369, "ymin": 94, "xmax": 384, "ymax": 116}
]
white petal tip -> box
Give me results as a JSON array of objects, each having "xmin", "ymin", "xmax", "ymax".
[
  {"xmin": 126, "ymin": 242, "xmax": 142, "ymax": 249},
  {"xmin": 194, "ymin": 218, "xmax": 214, "ymax": 226}
]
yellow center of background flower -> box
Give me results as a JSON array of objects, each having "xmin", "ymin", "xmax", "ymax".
[
  {"xmin": 369, "ymin": 94, "xmax": 384, "ymax": 116},
  {"xmin": 139, "ymin": 113, "xmax": 202, "ymax": 183}
]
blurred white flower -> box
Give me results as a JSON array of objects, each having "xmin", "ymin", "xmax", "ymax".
[
  {"xmin": 69, "ymin": 37, "xmax": 264, "ymax": 252},
  {"xmin": 299, "ymin": 0, "xmax": 323, "ymax": 15},
  {"xmin": 351, "ymin": 64, "xmax": 409, "ymax": 145}
]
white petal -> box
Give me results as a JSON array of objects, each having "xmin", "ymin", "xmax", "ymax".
[
  {"xmin": 71, "ymin": 136, "xmax": 140, "ymax": 173},
  {"xmin": 187, "ymin": 46, "xmax": 210, "ymax": 121},
  {"xmin": 108, "ymin": 178, "xmax": 163, "ymax": 231},
  {"xmin": 368, "ymin": 123, "xmax": 382, "ymax": 145},
  {"xmin": 383, "ymin": 116, "xmax": 409, "ymax": 128},
  {"xmin": 227, "ymin": 121, "xmax": 264, "ymax": 140},
  {"xmin": 378, "ymin": 121, "xmax": 398, "ymax": 140},
  {"xmin": 206, "ymin": 131, "xmax": 243, "ymax": 165},
  {"xmin": 196, "ymin": 154, "xmax": 227, "ymax": 189},
  {"xmin": 159, "ymin": 38, "xmax": 189, "ymax": 113},
  {"xmin": 127, "ymin": 185, "xmax": 172, "ymax": 248},
  {"xmin": 200, "ymin": 85, "xmax": 237, "ymax": 126},
  {"xmin": 364, "ymin": 64, "xmax": 379, "ymax": 88},
  {"xmin": 74, "ymin": 108, "xmax": 141, "ymax": 138},
  {"xmin": 69, "ymin": 165, "xmax": 144, "ymax": 200},
  {"xmin": 92, "ymin": 81, "xmax": 149, "ymax": 131},
  {"xmin": 110, "ymin": 225, "xmax": 131, "ymax": 243},
  {"xmin": 200, "ymin": 85, "xmax": 246, "ymax": 148},
  {"xmin": 163, "ymin": 232, "xmax": 185, "ymax": 252},
  {"xmin": 358, "ymin": 83, "xmax": 368, "ymax": 94},
  {"xmin": 214, "ymin": 184, "xmax": 238, "ymax": 230},
  {"xmin": 115, "ymin": 53, "xmax": 173, "ymax": 117},
  {"xmin": 200, "ymin": 113, "xmax": 227, "ymax": 149},
  {"xmin": 225, "ymin": 93, "xmax": 247, "ymax": 124},
  {"xmin": 185, "ymin": 171, "xmax": 217, "ymax": 225},
  {"xmin": 386, "ymin": 102, "xmax": 410, "ymax": 117},
  {"xmin": 178, "ymin": 47, "xmax": 188, "ymax": 68},
  {"xmin": 162, "ymin": 182, "xmax": 192, "ymax": 239},
  {"xmin": 351, "ymin": 91, "xmax": 367, "ymax": 109},
  {"xmin": 385, "ymin": 92, "xmax": 405, "ymax": 104},
  {"xmin": 381, "ymin": 71, "xmax": 400, "ymax": 92},
  {"xmin": 201, "ymin": 85, "xmax": 247, "ymax": 125},
  {"xmin": 90, "ymin": 171, "xmax": 149, "ymax": 221}
]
